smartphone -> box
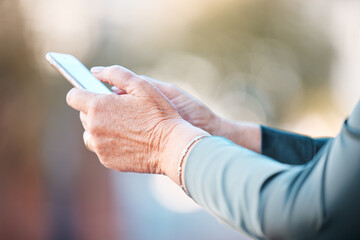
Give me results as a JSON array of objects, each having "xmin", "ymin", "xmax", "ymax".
[{"xmin": 46, "ymin": 52, "xmax": 112, "ymax": 94}]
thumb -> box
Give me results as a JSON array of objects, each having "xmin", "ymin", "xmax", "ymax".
[
  {"xmin": 140, "ymin": 75, "xmax": 170, "ymax": 95},
  {"xmin": 140, "ymin": 75, "xmax": 185, "ymax": 101},
  {"xmin": 91, "ymin": 65, "xmax": 151, "ymax": 96}
]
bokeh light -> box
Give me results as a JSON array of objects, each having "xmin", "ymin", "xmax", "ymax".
[{"xmin": 1, "ymin": 0, "xmax": 359, "ymax": 239}]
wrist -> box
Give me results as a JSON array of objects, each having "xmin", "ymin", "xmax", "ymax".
[
  {"xmin": 211, "ymin": 116, "xmax": 233, "ymax": 138},
  {"xmin": 207, "ymin": 113, "xmax": 223, "ymax": 136},
  {"xmin": 208, "ymin": 118, "xmax": 262, "ymax": 153},
  {"xmin": 159, "ymin": 120, "xmax": 210, "ymax": 184}
]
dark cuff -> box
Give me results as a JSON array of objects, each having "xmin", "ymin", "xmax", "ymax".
[{"xmin": 261, "ymin": 126, "xmax": 329, "ymax": 165}]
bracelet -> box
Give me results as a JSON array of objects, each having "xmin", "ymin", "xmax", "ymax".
[{"xmin": 178, "ymin": 135, "xmax": 209, "ymax": 195}]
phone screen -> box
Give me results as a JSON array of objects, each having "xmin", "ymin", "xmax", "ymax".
[{"xmin": 47, "ymin": 52, "xmax": 112, "ymax": 95}]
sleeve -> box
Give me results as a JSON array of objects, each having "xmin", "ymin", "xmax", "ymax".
[
  {"xmin": 185, "ymin": 101, "xmax": 360, "ymax": 240},
  {"xmin": 261, "ymin": 126, "xmax": 330, "ymax": 165}
]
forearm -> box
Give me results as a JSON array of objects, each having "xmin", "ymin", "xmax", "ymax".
[
  {"xmin": 212, "ymin": 117, "xmax": 330, "ymax": 165},
  {"xmin": 184, "ymin": 136, "xmax": 289, "ymax": 238},
  {"xmin": 212, "ymin": 118, "xmax": 262, "ymax": 154},
  {"xmin": 183, "ymin": 121, "xmax": 360, "ymax": 239}
]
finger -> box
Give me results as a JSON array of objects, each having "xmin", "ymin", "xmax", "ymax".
[
  {"xmin": 91, "ymin": 65, "xmax": 137, "ymax": 93},
  {"xmin": 91, "ymin": 65, "xmax": 153, "ymax": 97},
  {"xmin": 111, "ymin": 86, "xmax": 126, "ymax": 95},
  {"xmin": 79, "ymin": 111, "xmax": 88, "ymax": 129},
  {"xmin": 66, "ymin": 88, "xmax": 98, "ymax": 113},
  {"xmin": 140, "ymin": 75, "xmax": 163, "ymax": 87},
  {"xmin": 83, "ymin": 131, "xmax": 95, "ymax": 152},
  {"xmin": 140, "ymin": 75, "xmax": 173, "ymax": 96}
]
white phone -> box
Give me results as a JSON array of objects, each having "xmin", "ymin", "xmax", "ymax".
[{"xmin": 46, "ymin": 52, "xmax": 112, "ymax": 94}]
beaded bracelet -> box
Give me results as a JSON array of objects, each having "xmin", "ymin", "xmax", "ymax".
[{"xmin": 177, "ymin": 135, "xmax": 209, "ymax": 195}]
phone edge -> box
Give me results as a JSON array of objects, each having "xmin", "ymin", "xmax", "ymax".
[{"xmin": 46, "ymin": 52, "xmax": 85, "ymax": 89}]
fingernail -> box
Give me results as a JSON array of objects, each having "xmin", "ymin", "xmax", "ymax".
[{"xmin": 91, "ymin": 66, "xmax": 104, "ymax": 74}]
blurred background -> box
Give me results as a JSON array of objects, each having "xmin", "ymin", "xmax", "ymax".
[{"xmin": 1, "ymin": 0, "xmax": 359, "ymax": 239}]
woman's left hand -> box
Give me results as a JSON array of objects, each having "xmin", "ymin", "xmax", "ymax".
[{"xmin": 66, "ymin": 65, "xmax": 208, "ymax": 183}]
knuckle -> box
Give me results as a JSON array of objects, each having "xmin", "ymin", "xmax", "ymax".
[
  {"xmin": 88, "ymin": 124, "xmax": 98, "ymax": 136},
  {"xmin": 92, "ymin": 139, "xmax": 101, "ymax": 152},
  {"xmin": 110, "ymin": 65, "xmax": 129, "ymax": 77},
  {"xmin": 125, "ymin": 72, "xmax": 137, "ymax": 82},
  {"xmin": 92, "ymin": 141, "xmax": 106, "ymax": 161},
  {"xmin": 88, "ymin": 121, "xmax": 102, "ymax": 137},
  {"xmin": 135, "ymin": 78, "xmax": 150, "ymax": 89},
  {"xmin": 94, "ymin": 140, "xmax": 104, "ymax": 153},
  {"xmin": 108, "ymin": 65, "xmax": 122, "ymax": 74},
  {"xmin": 98, "ymin": 156, "xmax": 111, "ymax": 169},
  {"xmin": 109, "ymin": 65, "xmax": 135, "ymax": 81},
  {"xmin": 103, "ymin": 162, "xmax": 112, "ymax": 169},
  {"xmin": 86, "ymin": 114, "xmax": 100, "ymax": 132},
  {"xmin": 89, "ymin": 96, "xmax": 103, "ymax": 113},
  {"xmin": 109, "ymin": 65, "xmax": 122, "ymax": 70}
]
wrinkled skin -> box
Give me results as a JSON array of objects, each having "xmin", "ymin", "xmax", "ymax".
[
  {"xmin": 113, "ymin": 76, "xmax": 261, "ymax": 153},
  {"xmin": 66, "ymin": 65, "xmax": 208, "ymax": 183},
  {"xmin": 113, "ymin": 76, "xmax": 221, "ymax": 136}
]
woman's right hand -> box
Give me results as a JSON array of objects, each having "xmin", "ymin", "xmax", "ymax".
[
  {"xmin": 112, "ymin": 76, "xmax": 262, "ymax": 153},
  {"xmin": 112, "ymin": 76, "xmax": 222, "ymax": 136}
]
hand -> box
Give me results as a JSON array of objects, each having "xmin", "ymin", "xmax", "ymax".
[
  {"xmin": 66, "ymin": 66, "xmax": 208, "ymax": 183},
  {"xmin": 113, "ymin": 76, "xmax": 262, "ymax": 153},
  {"xmin": 113, "ymin": 76, "xmax": 222, "ymax": 136}
]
